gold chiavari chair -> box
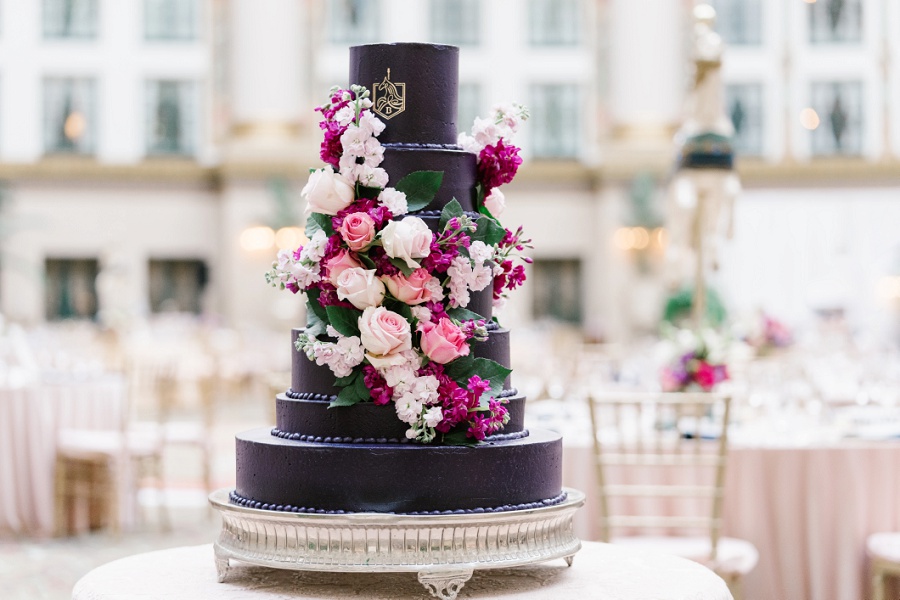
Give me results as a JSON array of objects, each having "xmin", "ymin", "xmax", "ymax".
[
  {"xmin": 586, "ymin": 391, "xmax": 758, "ymax": 600},
  {"xmin": 868, "ymin": 532, "xmax": 900, "ymax": 600}
]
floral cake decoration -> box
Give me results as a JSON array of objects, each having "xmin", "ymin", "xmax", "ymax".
[{"xmin": 266, "ymin": 84, "xmax": 531, "ymax": 444}]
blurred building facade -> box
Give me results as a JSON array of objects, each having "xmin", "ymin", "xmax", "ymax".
[{"xmin": 0, "ymin": 0, "xmax": 897, "ymax": 341}]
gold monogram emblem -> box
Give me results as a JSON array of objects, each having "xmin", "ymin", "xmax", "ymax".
[{"xmin": 372, "ymin": 68, "xmax": 405, "ymax": 120}]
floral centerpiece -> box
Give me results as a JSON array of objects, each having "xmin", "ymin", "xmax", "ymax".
[
  {"xmin": 748, "ymin": 312, "xmax": 793, "ymax": 355},
  {"xmin": 658, "ymin": 326, "xmax": 730, "ymax": 392},
  {"xmin": 266, "ymin": 84, "xmax": 530, "ymax": 444}
]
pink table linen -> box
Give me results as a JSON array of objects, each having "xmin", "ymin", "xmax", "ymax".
[
  {"xmin": 0, "ymin": 374, "xmax": 127, "ymax": 537},
  {"xmin": 563, "ymin": 441, "xmax": 900, "ymax": 600}
]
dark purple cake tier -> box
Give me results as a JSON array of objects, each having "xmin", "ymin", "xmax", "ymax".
[
  {"xmin": 275, "ymin": 392, "xmax": 526, "ymax": 442},
  {"xmin": 234, "ymin": 427, "xmax": 563, "ymax": 513},
  {"xmin": 290, "ymin": 325, "xmax": 509, "ymax": 398},
  {"xmin": 381, "ymin": 145, "xmax": 477, "ymax": 213},
  {"xmin": 350, "ymin": 43, "xmax": 459, "ymax": 145}
]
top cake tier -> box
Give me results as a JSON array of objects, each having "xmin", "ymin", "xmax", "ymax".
[{"xmin": 349, "ymin": 43, "xmax": 459, "ymax": 146}]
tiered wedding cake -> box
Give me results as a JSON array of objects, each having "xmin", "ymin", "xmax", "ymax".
[{"xmin": 229, "ymin": 42, "xmax": 564, "ymax": 515}]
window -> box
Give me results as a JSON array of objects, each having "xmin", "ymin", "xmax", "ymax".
[
  {"xmin": 430, "ymin": 0, "xmax": 479, "ymax": 45},
  {"xmin": 708, "ymin": 0, "xmax": 761, "ymax": 46},
  {"xmin": 457, "ymin": 82, "xmax": 481, "ymax": 134},
  {"xmin": 146, "ymin": 80, "xmax": 197, "ymax": 156},
  {"xmin": 328, "ymin": 0, "xmax": 379, "ymax": 44},
  {"xmin": 810, "ymin": 81, "xmax": 863, "ymax": 156},
  {"xmin": 809, "ymin": 0, "xmax": 862, "ymax": 44},
  {"xmin": 45, "ymin": 258, "xmax": 99, "ymax": 320},
  {"xmin": 532, "ymin": 259, "xmax": 582, "ymax": 324},
  {"xmin": 43, "ymin": 0, "xmax": 98, "ymax": 39},
  {"xmin": 145, "ymin": 0, "xmax": 198, "ymax": 41},
  {"xmin": 149, "ymin": 259, "xmax": 208, "ymax": 314},
  {"xmin": 530, "ymin": 84, "xmax": 580, "ymax": 159},
  {"xmin": 528, "ymin": 0, "xmax": 580, "ymax": 46},
  {"xmin": 725, "ymin": 83, "xmax": 763, "ymax": 156},
  {"xmin": 43, "ymin": 78, "xmax": 96, "ymax": 155}
]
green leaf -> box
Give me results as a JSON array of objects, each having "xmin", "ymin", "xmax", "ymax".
[
  {"xmin": 442, "ymin": 430, "xmax": 479, "ymax": 447},
  {"xmin": 439, "ymin": 199, "xmax": 464, "ymax": 230},
  {"xmin": 396, "ymin": 171, "xmax": 444, "ymax": 212},
  {"xmin": 471, "ymin": 214, "xmax": 505, "ymax": 246},
  {"xmin": 325, "ymin": 305, "xmax": 361, "ymax": 338},
  {"xmin": 357, "ymin": 184, "xmax": 382, "ymax": 200},
  {"xmin": 353, "ymin": 370, "xmax": 370, "ymax": 400},
  {"xmin": 357, "ymin": 253, "xmax": 377, "ymax": 270},
  {"xmin": 446, "ymin": 307, "xmax": 486, "ymax": 323},
  {"xmin": 330, "ymin": 385, "xmax": 364, "ymax": 408},
  {"xmin": 306, "ymin": 289, "xmax": 329, "ymax": 323},
  {"xmin": 305, "ymin": 212, "xmax": 334, "ymax": 238},
  {"xmin": 445, "ymin": 356, "xmax": 511, "ymax": 395},
  {"xmin": 389, "ymin": 257, "xmax": 416, "ymax": 277},
  {"xmin": 334, "ymin": 370, "xmax": 360, "ymax": 387}
]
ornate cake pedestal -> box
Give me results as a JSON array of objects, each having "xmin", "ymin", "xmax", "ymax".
[{"xmin": 209, "ymin": 488, "xmax": 584, "ymax": 600}]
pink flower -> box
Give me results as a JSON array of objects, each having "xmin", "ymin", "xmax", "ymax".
[
  {"xmin": 359, "ymin": 306, "xmax": 412, "ymax": 367},
  {"xmin": 477, "ymin": 139, "xmax": 523, "ymax": 191},
  {"xmin": 418, "ymin": 318, "xmax": 470, "ymax": 364},
  {"xmin": 380, "ymin": 216, "xmax": 433, "ymax": 269},
  {"xmin": 325, "ymin": 249, "xmax": 362, "ymax": 286},
  {"xmin": 382, "ymin": 269, "xmax": 434, "ymax": 305},
  {"xmin": 694, "ymin": 361, "xmax": 718, "ymax": 391},
  {"xmin": 339, "ymin": 212, "xmax": 376, "ymax": 251},
  {"xmin": 483, "ymin": 188, "xmax": 505, "ymax": 217}
]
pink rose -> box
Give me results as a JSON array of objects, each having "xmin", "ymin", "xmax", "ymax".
[
  {"xmin": 359, "ymin": 306, "xmax": 412, "ymax": 367},
  {"xmin": 336, "ymin": 267, "xmax": 385, "ymax": 310},
  {"xmin": 325, "ymin": 250, "xmax": 362, "ymax": 286},
  {"xmin": 382, "ymin": 269, "xmax": 434, "ymax": 305},
  {"xmin": 380, "ymin": 216, "xmax": 433, "ymax": 269},
  {"xmin": 302, "ymin": 166, "xmax": 355, "ymax": 215},
  {"xmin": 418, "ymin": 318, "xmax": 470, "ymax": 364},
  {"xmin": 339, "ymin": 212, "xmax": 376, "ymax": 251}
]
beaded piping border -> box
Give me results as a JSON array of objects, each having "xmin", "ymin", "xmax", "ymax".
[
  {"xmin": 284, "ymin": 387, "xmax": 518, "ymax": 403},
  {"xmin": 228, "ymin": 489, "xmax": 568, "ymax": 516},
  {"xmin": 383, "ymin": 142, "xmax": 462, "ymax": 151},
  {"xmin": 269, "ymin": 427, "xmax": 530, "ymax": 445}
]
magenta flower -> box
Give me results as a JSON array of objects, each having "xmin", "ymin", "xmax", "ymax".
[{"xmin": 477, "ymin": 139, "xmax": 523, "ymax": 191}]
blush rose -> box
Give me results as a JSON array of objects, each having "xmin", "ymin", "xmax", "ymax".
[
  {"xmin": 380, "ymin": 216, "xmax": 433, "ymax": 269},
  {"xmin": 302, "ymin": 166, "xmax": 355, "ymax": 215},
  {"xmin": 359, "ymin": 306, "xmax": 412, "ymax": 368},
  {"xmin": 382, "ymin": 269, "xmax": 434, "ymax": 305},
  {"xmin": 418, "ymin": 317, "xmax": 470, "ymax": 364},
  {"xmin": 339, "ymin": 212, "xmax": 376, "ymax": 251},
  {"xmin": 336, "ymin": 267, "xmax": 385, "ymax": 310},
  {"xmin": 325, "ymin": 250, "xmax": 362, "ymax": 286}
]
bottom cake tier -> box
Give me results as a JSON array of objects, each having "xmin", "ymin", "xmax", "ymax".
[{"xmin": 233, "ymin": 427, "xmax": 563, "ymax": 514}]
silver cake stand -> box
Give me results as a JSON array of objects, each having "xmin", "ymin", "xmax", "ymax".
[{"xmin": 209, "ymin": 487, "xmax": 584, "ymax": 600}]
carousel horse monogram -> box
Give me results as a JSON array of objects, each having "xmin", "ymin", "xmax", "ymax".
[{"xmin": 373, "ymin": 68, "xmax": 406, "ymax": 120}]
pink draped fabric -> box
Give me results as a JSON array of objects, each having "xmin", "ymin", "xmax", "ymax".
[
  {"xmin": 0, "ymin": 375, "xmax": 126, "ymax": 537},
  {"xmin": 563, "ymin": 442, "xmax": 900, "ymax": 600}
]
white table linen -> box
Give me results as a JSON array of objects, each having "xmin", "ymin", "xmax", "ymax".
[
  {"xmin": 0, "ymin": 373, "xmax": 126, "ymax": 537},
  {"xmin": 72, "ymin": 542, "xmax": 733, "ymax": 600}
]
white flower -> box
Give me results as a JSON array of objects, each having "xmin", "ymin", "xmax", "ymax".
[
  {"xmin": 457, "ymin": 132, "xmax": 481, "ymax": 155},
  {"xmin": 395, "ymin": 394, "xmax": 423, "ymax": 424},
  {"xmin": 447, "ymin": 255, "xmax": 473, "ymax": 308},
  {"xmin": 424, "ymin": 277, "xmax": 444, "ymax": 302},
  {"xmin": 336, "ymin": 335, "xmax": 364, "ymax": 367},
  {"xmin": 468, "ymin": 241, "xmax": 493, "ymax": 266},
  {"xmin": 483, "ymin": 188, "xmax": 506, "ymax": 218},
  {"xmin": 472, "ymin": 117, "xmax": 502, "ymax": 148},
  {"xmin": 380, "ymin": 217, "xmax": 434, "ymax": 270},
  {"xmin": 405, "ymin": 427, "xmax": 420, "ymax": 440},
  {"xmin": 408, "ymin": 375, "xmax": 440, "ymax": 405},
  {"xmin": 288, "ymin": 261, "xmax": 321, "ymax": 288},
  {"xmin": 340, "ymin": 124, "xmax": 374, "ymax": 157},
  {"xmin": 423, "ymin": 406, "xmax": 443, "ymax": 428},
  {"xmin": 382, "ymin": 363, "xmax": 417, "ymax": 389},
  {"xmin": 302, "ymin": 166, "xmax": 355, "ymax": 216},
  {"xmin": 357, "ymin": 110, "xmax": 386, "ymax": 137},
  {"xmin": 410, "ymin": 305, "xmax": 432, "ymax": 323},
  {"xmin": 469, "ymin": 263, "xmax": 492, "ymax": 292},
  {"xmin": 299, "ymin": 230, "xmax": 329, "ymax": 263},
  {"xmin": 333, "ymin": 105, "xmax": 356, "ymax": 127},
  {"xmin": 378, "ymin": 187, "xmax": 408, "ymax": 215}
]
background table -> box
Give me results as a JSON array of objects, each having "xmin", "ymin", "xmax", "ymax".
[
  {"xmin": 0, "ymin": 373, "xmax": 126, "ymax": 537},
  {"xmin": 562, "ymin": 441, "xmax": 900, "ymax": 600},
  {"xmin": 72, "ymin": 542, "xmax": 732, "ymax": 600}
]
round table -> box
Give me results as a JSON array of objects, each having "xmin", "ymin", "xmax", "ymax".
[{"xmin": 72, "ymin": 542, "xmax": 733, "ymax": 600}]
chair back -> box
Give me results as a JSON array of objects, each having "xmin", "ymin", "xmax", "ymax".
[{"xmin": 586, "ymin": 391, "xmax": 732, "ymax": 560}]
